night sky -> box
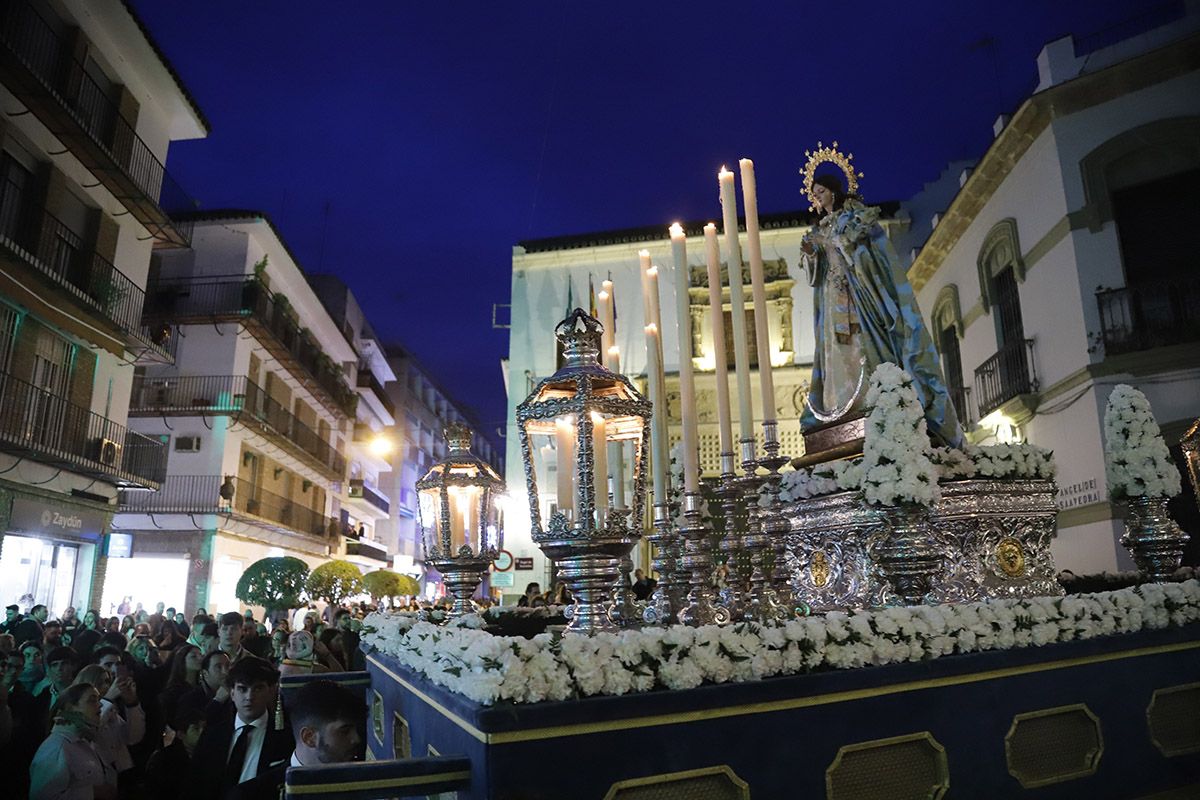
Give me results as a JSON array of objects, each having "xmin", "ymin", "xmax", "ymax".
[{"xmin": 134, "ymin": 0, "xmax": 1142, "ymax": 443}]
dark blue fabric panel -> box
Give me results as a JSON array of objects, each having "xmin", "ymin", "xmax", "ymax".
[{"xmin": 366, "ymin": 625, "xmax": 1200, "ymax": 800}]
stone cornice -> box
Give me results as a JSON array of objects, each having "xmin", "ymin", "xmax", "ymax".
[{"xmin": 909, "ymin": 32, "xmax": 1200, "ymax": 293}]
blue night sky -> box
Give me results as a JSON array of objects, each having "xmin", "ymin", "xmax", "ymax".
[{"xmin": 134, "ymin": 0, "xmax": 1142, "ymax": 442}]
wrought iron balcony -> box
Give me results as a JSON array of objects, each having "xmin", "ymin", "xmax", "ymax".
[
  {"xmin": 356, "ymin": 369, "xmax": 395, "ymax": 416},
  {"xmin": 141, "ymin": 275, "xmax": 358, "ymax": 417},
  {"xmin": 0, "ymin": 367, "xmax": 165, "ymax": 488},
  {"xmin": 948, "ymin": 384, "xmax": 973, "ymax": 427},
  {"xmin": 0, "ymin": 0, "xmax": 196, "ymax": 247},
  {"xmin": 349, "ymin": 478, "xmax": 391, "ymax": 514},
  {"xmin": 0, "ymin": 178, "xmax": 175, "ymax": 364},
  {"xmin": 1096, "ymin": 279, "xmax": 1200, "ymax": 356},
  {"xmin": 974, "ymin": 339, "xmax": 1038, "ymax": 418},
  {"xmin": 117, "ymin": 474, "xmax": 335, "ymax": 541},
  {"xmin": 129, "ymin": 374, "xmax": 346, "ymax": 480},
  {"xmin": 344, "ymin": 536, "xmax": 389, "ymax": 563}
]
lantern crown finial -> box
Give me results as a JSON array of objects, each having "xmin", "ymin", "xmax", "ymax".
[
  {"xmin": 555, "ymin": 308, "xmax": 603, "ymax": 368},
  {"xmin": 444, "ymin": 421, "xmax": 472, "ymax": 453}
]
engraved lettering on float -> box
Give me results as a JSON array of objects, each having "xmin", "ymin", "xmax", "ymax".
[{"xmin": 1056, "ymin": 477, "xmax": 1101, "ymax": 510}]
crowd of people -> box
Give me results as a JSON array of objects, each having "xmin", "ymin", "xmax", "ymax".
[{"xmin": 0, "ymin": 599, "xmax": 373, "ymax": 799}]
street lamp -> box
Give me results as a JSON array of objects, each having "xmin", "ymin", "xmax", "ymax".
[
  {"xmin": 516, "ymin": 308, "xmax": 651, "ymax": 634},
  {"xmin": 416, "ymin": 422, "xmax": 504, "ymax": 618}
]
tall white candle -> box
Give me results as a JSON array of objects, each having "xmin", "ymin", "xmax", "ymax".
[
  {"xmin": 607, "ymin": 345, "xmax": 627, "ymax": 508},
  {"xmin": 644, "ymin": 323, "xmax": 668, "ymax": 506},
  {"xmin": 591, "ymin": 412, "xmax": 608, "ymax": 525},
  {"xmin": 739, "ymin": 158, "xmax": 777, "ymax": 425},
  {"xmin": 638, "ymin": 250, "xmax": 654, "ymax": 337},
  {"xmin": 555, "ymin": 416, "xmax": 575, "ymax": 518},
  {"xmin": 669, "ymin": 223, "xmax": 700, "ymax": 492},
  {"xmin": 598, "ymin": 282, "xmax": 614, "ymax": 357},
  {"xmin": 718, "ymin": 166, "xmax": 754, "ymax": 443},
  {"xmin": 704, "ymin": 224, "xmax": 734, "ymax": 457}
]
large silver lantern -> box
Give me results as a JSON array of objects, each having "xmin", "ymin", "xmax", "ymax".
[
  {"xmin": 517, "ymin": 308, "xmax": 651, "ymax": 634},
  {"xmin": 417, "ymin": 422, "xmax": 504, "ymax": 618}
]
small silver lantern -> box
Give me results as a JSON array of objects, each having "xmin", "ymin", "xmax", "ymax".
[
  {"xmin": 417, "ymin": 422, "xmax": 504, "ymax": 618},
  {"xmin": 517, "ymin": 308, "xmax": 651, "ymax": 634}
]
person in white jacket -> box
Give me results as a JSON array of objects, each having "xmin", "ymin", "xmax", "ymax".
[
  {"xmin": 72, "ymin": 661, "xmax": 145, "ymax": 777},
  {"xmin": 29, "ymin": 683, "xmax": 116, "ymax": 800}
]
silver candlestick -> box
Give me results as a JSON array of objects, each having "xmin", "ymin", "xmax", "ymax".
[
  {"xmin": 677, "ymin": 492, "xmax": 729, "ymax": 626},
  {"xmin": 642, "ymin": 504, "xmax": 676, "ymax": 625}
]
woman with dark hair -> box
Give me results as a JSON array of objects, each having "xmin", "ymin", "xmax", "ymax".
[
  {"xmin": 800, "ymin": 165, "xmax": 962, "ymax": 447},
  {"xmin": 158, "ymin": 643, "xmax": 202, "ymax": 729},
  {"xmin": 28, "ymin": 683, "xmax": 115, "ymax": 799},
  {"xmin": 156, "ymin": 620, "xmax": 182, "ymax": 653},
  {"xmin": 119, "ymin": 615, "xmax": 136, "ymax": 638}
]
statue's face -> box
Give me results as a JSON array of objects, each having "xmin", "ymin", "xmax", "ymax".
[{"xmin": 812, "ymin": 182, "xmax": 833, "ymax": 212}]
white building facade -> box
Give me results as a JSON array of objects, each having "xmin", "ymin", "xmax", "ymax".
[
  {"xmin": 0, "ymin": 0, "xmax": 207, "ymax": 615},
  {"xmin": 909, "ymin": 11, "xmax": 1200, "ymax": 573},
  {"xmin": 308, "ymin": 274, "xmax": 396, "ymax": 574},
  {"xmin": 113, "ymin": 212, "xmax": 359, "ymax": 614}
]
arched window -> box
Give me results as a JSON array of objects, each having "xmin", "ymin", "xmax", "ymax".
[
  {"xmin": 930, "ymin": 284, "xmax": 967, "ymax": 423},
  {"xmin": 1078, "ymin": 116, "xmax": 1200, "ymax": 232},
  {"xmin": 976, "ymin": 219, "xmax": 1024, "ymax": 315}
]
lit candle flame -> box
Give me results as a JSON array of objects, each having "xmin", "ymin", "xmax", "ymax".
[{"xmin": 669, "ymin": 222, "xmax": 684, "ymax": 238}]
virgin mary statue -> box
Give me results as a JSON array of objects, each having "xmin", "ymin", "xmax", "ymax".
[{"xmin": 799, "ymin": 145, "xmax": 963, "ymax": 448}]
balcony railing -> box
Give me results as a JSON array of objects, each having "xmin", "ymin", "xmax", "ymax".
[
  {"xmin": 349, "ymin": 478, "xmax": 391, "ymax": 514},
  {"xmin": 118, "ymin": 474, "xmax": 335, "ymax": 540},
  {"xmin": 129, "ymin": 374, "xmax": 346, "ymax": 479},
  {"xmin": 345, "ymin": 537, "xmax": 389, "ymax": 563},
  {"xmin": 948, "ymin": 384, "xmax": 973, "ymax": 427},
  {"xmin": 0, "ymin": 0, "xmax": 195, "ymax": 247},
  {"xmin": 0, "ymin": 178, "xmax": 174, "ymax": 363},
  {"xmin": 141, "ymin": 275, "xmax": 358, "ymax": 417},
  {"xmin": 974, "ymin": 339, "xmax": 1038, "ymax": 418},
  {"xmin": 1096, "ymin": 279, "xmax": 1200, "ymax": 356},
  {"xmin": 356, "ymin": 369, "xmax": 395, "ymax": 416},
  {"xmin": 0, "ymin": 367, "xmax": 165, "ymax": 488}
]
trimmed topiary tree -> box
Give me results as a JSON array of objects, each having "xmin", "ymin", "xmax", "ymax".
[
  {"xmin": 362, "ymin": 570, "xmax": 420, "ymax": 605},
  {"xmin": 306, "ymin": 559, "xmax": 365, "ymax": 607},
  {"xmin": 236, "ymin": 556, "xmax": 310, "ymax": 615}
]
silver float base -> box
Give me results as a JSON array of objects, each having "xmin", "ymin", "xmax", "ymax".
[{"xmin": 781, "ymin": 479, "xmax": 1062, "ymax": 611}]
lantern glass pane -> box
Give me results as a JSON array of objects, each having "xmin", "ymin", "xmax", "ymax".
[{"xmin": 446, "ymin": 485, "xmax": 482, "ymax": 552}]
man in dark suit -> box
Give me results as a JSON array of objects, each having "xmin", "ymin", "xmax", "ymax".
[
  {"xmin": 185, "ymin": 655, "xmax": 294, "ymax": 800},
  {"xmin": 229, "ymin": 679, "xmax": 365, "ymax": 800}
]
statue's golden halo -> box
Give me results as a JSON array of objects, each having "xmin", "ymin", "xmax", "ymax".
[{"xmin": 800, "ymin": 140, "xmax": 865, "ymax": 212}]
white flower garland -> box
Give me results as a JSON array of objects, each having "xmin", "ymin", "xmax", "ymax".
[
  {"xmin": 361, "ymin": 580, "xmax": 1200, "ymax": 706},
  {"xmin": 1103, "ymin": 384, "xmax": 1182, "ymax": 500},
  {"xmin": 778, "ymin": 443, "xmax": 1056, "ymax": 503},
  {"xmin": 859, "ymin": 363, "xmax": 941, "ymax": 507}
]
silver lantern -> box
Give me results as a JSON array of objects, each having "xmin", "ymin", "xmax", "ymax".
[
  {"xmin": 517, "ymin": 308, "xmax": 651, "ymax": 635},
  {"xmin": 417, "ymin": 423, "xmax": 505, "ymax": 619}
]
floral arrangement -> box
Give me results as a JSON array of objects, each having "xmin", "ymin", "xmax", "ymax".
[
  {"xmin": 1103, "ymin": 384, "xmax": 1182, "ymax": 500},
  {"xmin": 857, "ymin": 363, "xmax": 941, "ymax": 506},
  {"xmin": 361, "ymin": 580, "xmax": 1200, "ymax": 706},
  {"xmin": 777, "ymin": 442, "xmax": 1055, "ymax": 503}
]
